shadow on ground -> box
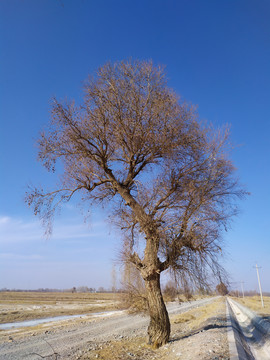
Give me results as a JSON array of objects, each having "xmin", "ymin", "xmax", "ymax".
[{"xmin": 170, "ymin": 316, "xmax": 228, "ymax": 343}]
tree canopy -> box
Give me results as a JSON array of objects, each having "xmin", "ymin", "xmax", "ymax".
[{"xmin": 26, "ymin": 59, "xmax": 246, "ymax": 346}]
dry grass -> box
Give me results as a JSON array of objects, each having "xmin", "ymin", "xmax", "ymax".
[
  {"xmin": 80, "ymin": 337, "xmax": 158, "ymax": 360},
  {"xmin": 0, "ymin": 291, "xmax": 119, "ymax": 303},
  {"xmin": 173, "ymin": 313, "xmax": 196, "ymax": 324},
  {"xmin": 232, "ymin": 295, "xmax": 270, "ymax": 316},
  {"xmin": 172, "ymin": 297, "xmax": 226, "ymax": 330},
  {"xmin": 0, "ymin": 292, "xmax": 122, "ymax": 324}
]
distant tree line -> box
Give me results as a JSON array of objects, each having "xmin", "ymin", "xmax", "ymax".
[
  {"xmin": 0, "ymin": 286, "xmax": 110, "ymax": 293},
  {"xmin": 1, "ymin": 286, "xmax": 269, "ymax": 297},
  {"xmin": 228, "ymin": 289, "xmax": 270, "ymax": 297}
]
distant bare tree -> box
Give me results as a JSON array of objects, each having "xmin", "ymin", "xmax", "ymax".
[
  {"xmin": 216, "ymin": 282, "xmax": 229, "ymax": 296},
  {"xmin": 163, "ymin": 280, "xmax": 178, "ymax": 302},
  {"xmin": 26, "ymin": 59, "xmax": 247, "ymax": 347},
  {"xmin": 111, "ymin": 265, "xmax": 117, "ymax": 293},
  {"xmin": 77, "ymin": 286, "xmax": 89, "ymax": 293},
  {"xmin": 121, "ymin": 261, "xmax": 148, "ymax": 314}
]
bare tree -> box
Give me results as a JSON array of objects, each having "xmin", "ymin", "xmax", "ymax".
[
  {"xmin": 216, "ymin": 282, "xmax": 229, "ymax": 296},
  {"xmin": 111, "ymin": 264, "xmax": 117, "ymax": 293},
  {"xmin": 121, "ymin": 261, "xmax": 148, "ymax": 314},
  {"xmin": 26, "ymin": 59, "xmax": 246, "ymax": 347},
  {"xmin": 163, "ymin": 280, "xmax": 178, "ymax": 302}
]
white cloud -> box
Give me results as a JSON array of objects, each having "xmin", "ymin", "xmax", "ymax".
[
  {"xmin": 0, "ymin": 215, "xmax": 110, "ymax": 244},
  {"xmin": 0, "ymin": 253, "xmax": 42, "ymax": 260},
  {"xmin": 0, "ymin": 216, "xmax": 42, "ymax": 243},
  {"xmin": 0, "ymin": 215, "xmax": 117, "ymax": 289},
  {"xmin": 0, "ymin": 216, "xmax": 12, "ymax": 224}
]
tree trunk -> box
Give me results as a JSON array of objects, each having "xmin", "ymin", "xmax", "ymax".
[{"xmin": 144, "ymin": 272, "xmax": 170, "ymax": 348}]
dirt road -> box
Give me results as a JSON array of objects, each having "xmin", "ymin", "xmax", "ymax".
[{"xmin": 0, "ymin": 297, "xmax": 217, "ymax": 359}]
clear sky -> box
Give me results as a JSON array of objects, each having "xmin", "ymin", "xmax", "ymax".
[{"xmin": 1, "ymin": 0, "xmax": 269, "ymax": 292}]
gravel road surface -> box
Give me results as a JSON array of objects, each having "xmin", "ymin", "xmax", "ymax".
[{"xmin": 0, "ymin": 297, "xmax": 217, "ymax": 359}]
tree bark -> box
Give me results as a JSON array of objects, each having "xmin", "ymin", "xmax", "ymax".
[{"xmin": 144, "ymin": 272, "xmax": 170, "ymax": 348}]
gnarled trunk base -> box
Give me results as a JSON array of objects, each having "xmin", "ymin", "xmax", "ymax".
[{"xmin": 145, "ymin": 273, "xmax": 170, "ymax": 348}]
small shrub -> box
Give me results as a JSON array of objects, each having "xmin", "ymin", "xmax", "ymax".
[
  {"xmin": 216, "ymin": 282, "xmax": 229, "ymax": 296},
  {"xmin": 163, "ymin": 281, "xmax": 178, "ymax": 302},
  {"xmin": 120, "ymin": 286, "xmax": 148, "ymax": 314}
]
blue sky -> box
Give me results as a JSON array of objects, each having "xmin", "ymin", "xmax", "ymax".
[{"xmin": 1, "ymin": 0, "xmax": 269, "ymax": 292}]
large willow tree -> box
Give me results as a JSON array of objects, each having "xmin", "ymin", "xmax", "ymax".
[{"xmin": 26, "ymin": 60, "xmax": 246, "ymax": 347}]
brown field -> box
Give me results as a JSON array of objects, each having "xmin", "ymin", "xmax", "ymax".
[
  {"xmin": 231, "ymin": 295, "xmax": 270, "ymax": 316},
  {"xmin": 0, "ymin": 292, "xmax": 213, "ymax": 325},
  {"xmin": 0, "ymin": 291, "xmax": 122, "ymax": 324}
]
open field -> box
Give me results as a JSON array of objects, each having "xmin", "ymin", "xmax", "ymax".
[
  {"xmin": 0, "ymin": 291, "xmax": 214, "ymax": 325},
  {"xmin": 231, "ymin": 295, "xmax": 270, "ymax": 316},
  {"xmin": 0, "ymin": 292, "xmax": 122, "ymax": 324}
]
